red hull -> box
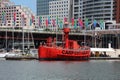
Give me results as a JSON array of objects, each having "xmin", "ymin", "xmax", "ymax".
[{"xmin": 38, "ymin": 46, "xmax": 90, "ymax": 60}]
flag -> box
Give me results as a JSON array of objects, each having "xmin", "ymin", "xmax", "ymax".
[
  {"xmin": 2, "ymin": 12, "xmax": 5, "ymax": 22},
  {"xmin": 74, "ymin": 20, "xmax": 77, "ymax": 29},
  {"xmin": 39, "ymin": 16, "xmax": 42, "ymax": 26},
  {"xmin": 59, "ymin": 20, "xmax": 63, "ymax": 29},
  {"xmin": 100, "ymin": 20, "xmax": 104, "ymax": 29},
  {"xmin": 48, "ymin": 16, "xmax": 50, "ymax": 24},
  {"xmin": 85, "ymin": 18, "xmax": 89, "ymax": 28},
  {"xmin": 2, "ymin": 12, "xmax": 6, "ymax": 24},
  {"xmin": 14, "ymin": 12, "xmax": 16, "ymax": 22},
  {"xmin": 93, "ymin": 19, "xmax": 97, "ymax": 27},
  {"xmin": 46, "ymin": 19, "xmax": 48, "ymax": 27},
  {"xmin": 78, "ymin": 18, "xmax": 83, "ymax": 28},
  {"xmin": 31, "ymin": 15, "xmax": 34, "ymax": 23},
  {"xmin": 29, "ymin": 15, "xmax": 34, "ymax": 26},
  {"xmin": 30, "ymin": 18, "xmax": 32, "ymax": 26},
  {"xmin": 21, "ymin": 14, "xmax": 25, "ymax": 26},
  {"xmin": 52, "ymin": 19, "xmax": 56, "ymax": 27},
  {"xmin": 56, "ymin": 16, "xmax": 59, "ymax": 25},
  {"xmin": 64, "ymin": 17, "xmax": 67, "ymax": 23},
  {"xmin": 71, "ymin": 18, "xmax": 74, "ymax": 26},
  {"xmin": 13, "ymin": 12, "xmax": 16, "ymax": 26}
]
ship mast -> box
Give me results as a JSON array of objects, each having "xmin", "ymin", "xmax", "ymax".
[{"xmin": 63, "ymin": 22, "xmax": 70, "ymax": 48}]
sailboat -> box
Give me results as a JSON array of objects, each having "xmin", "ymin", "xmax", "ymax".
[
  {"xmin": 5, "ymin": 14, "xmax": 37, "ymax": 60},
  {"xmin": 0, "ymin": 16, "xmax": 9, "ymax": 58}
]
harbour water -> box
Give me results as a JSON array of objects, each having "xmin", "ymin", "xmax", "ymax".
[{"xmin": 0, "ymin": 60, "xmax": 120, "ymax": 80}]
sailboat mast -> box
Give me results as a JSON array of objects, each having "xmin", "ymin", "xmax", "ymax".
[
  {"xmin": 5, "ymin": 16, "xmax": 7, "ymax": 50},
  {"xmin": 56, "ymin": 23, "xmax": 57, "ymax": 45},
  {"xmin": 22, "ymin": 14, "xmax": 24, "ymax": 54},
  {"xmin": 12, "ymin": 13, "xmax": 14, "ymax": 49},
  {"xmin": 22, "ymin": 28, "xmax": 24, "ymax": 54}
]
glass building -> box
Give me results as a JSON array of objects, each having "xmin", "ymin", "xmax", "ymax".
[
  {"xmin": 83, "ymin": 0, "xmax": 114, "ymax": 22},
  {"xmin": 37, "ymin": 0, "xmax": 55, "ymax": 16}
]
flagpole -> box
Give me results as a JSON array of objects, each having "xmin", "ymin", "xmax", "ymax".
[
  {"xmin": 56, "ymin": 22, "xmax": 57, "ymax": 46},
  {"xmin": 4, "ymin": 12, "xmax": 8, "ymax": 50},
  {"xmin": 84, "ymin": 26, "xmax": 86, "ymax": 47},
  {"xmin": 5, "ymin": 18, "xmax": 7, "ymax": 51},
  {"xmin": 28, "ymin": 16, "xmax": 32, "ymax": 53},
  {"xmin": 12, "ymin": 23, "xmax": 14, "ymax": 50},
  {"xmin": 56, "ymin": 16, "xmax": 59, "ymax": 46},
  {"xmin": 12, "ymin": 13, "xmax": 15, "ymax": 50},
  {"xmin": 93, "ymin": 19, "xmax": 97, "ymax": 48},
  {"xmin": 6, "ymin": 27, "xmax": 7, "ymax": 50},
  {"xmin": 2, "ymin": 12, "xmax": 8, "ymax": 50},
  {"xmin": 22, "ymin": 27, "xmax": 24, "ymax": 54},
  {"xmin": 22, "ymin": 14, "xmax": 24, "ymax": 54},
  {"xmin": 84, "ymin": 17, "xmax": 86, "ymax": 46},
  {"xmin": 92, "ymin": 16, "xmax": 94, "ymax": 48}
]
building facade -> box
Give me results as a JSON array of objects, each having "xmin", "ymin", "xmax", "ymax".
[
  {"xmin": 36, "ymin": 0, "xmax": 73, "ymax": 30},
  {"xmin": 73, "ymin": 0, "xmax": 83, "ymax": 20},
  {"xmin": 0, "ymin": 0, "xmax": 10, "ymax": 7},
  {"xmin": 82, "ymin": 0, "xmax": 114, "ymax": 22},
  {"xmin": 0, "ymin": 0, "xmax": 35, "ymax": 29},
  {"xmin": 49, "ymin": 0, "xmax": 73, "ymax": 22},
  {"xmin": 37, "ymin": 0, "xmax": 119, "ymax": 24},
  {"xmin": 114, "ymin": 0, "xmax": 120, "ymax": 23}
]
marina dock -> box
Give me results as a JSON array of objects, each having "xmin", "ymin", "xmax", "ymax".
[
  {"xmin": 90, "ymin": 57, "xmax": 120, "ymax": 60},
  {"xmin": 5, "ymin": 56, "xmax": 37, "ymax": 60},
  {"xmin": 3, "ymin": 57, "xmax": 120, "ymax": 60}
]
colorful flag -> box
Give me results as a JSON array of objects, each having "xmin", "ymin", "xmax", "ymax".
[
  {"xmin": 48, "ymin": 16, "xmax": 50, "ymax": 24},
  {"xmin": 2, "ymin": 12, "xmax": 6, "ymax": 24},
  {"xmin": 78, "ymin": 18, "xmax": 83, "ymax": 28},
  {"xmin": 1, "ymin": 14, "xmax": 4, "ymax": 23},
  {"xmin": 74, "ymin": 20, "xmax": 77, "ymax": 29},
  {"xmin": 13, "ymin": 12, "xmax": 16, "ymax": 26},
  {"xmin": 59, "ymin": 20, "xmax": 63, "ymax": 29},
  {"xmin": 21, "ymin": 14, "xmax": 25, "ymax": 26},
  {"xmin": 85, "ymin": 18, "xmax": 89, "ymax": 28},
  {"xmin": 32, "ymin": 15, "xmax": 35, "ymax": 23},
  {"xmin": 64, "ymin": 17, "xmax": 67, "ymax": 23},
  {"xmin": 52, "ymin": 19, "xmax": 56, "ymax": 27},
  {"xmin": 39, "ymin": 16, "xmax": 42, "ymax": 26},
  {"xmin": 46, "ymin": 19, "xmax": 48, "ymax": 27},
  {"xmin": 56, "ymin": 16, "xmax": 59, "ymax": 25},
  {"xmin": 30, "ymin": 18, "xmax": 32, "ymax": 26},
  {"xmin": 93, "ymin": 20, "xmax": 97, "ymax": 27},
  {"xmin": 100, "ymin": 20, "xmax": 104, "ymax": 29},
  {"xmin": 71, "ymin": 18, "xmax": 74, "ymax": 26}
]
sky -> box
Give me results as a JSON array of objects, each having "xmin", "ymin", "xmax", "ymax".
[{"xmin": 10, "ymin": 0, "xmax": 36, "ymax": 14}]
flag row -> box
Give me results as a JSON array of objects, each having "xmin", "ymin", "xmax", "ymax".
[
  {"xmin": 1, "ymin": 12, "xmax": 35, "ymax": 26},
  {"xmin": 1, "ymin": 12, "xmax": 104, "ymax": 29},
  {"xmin": 38, "ymin": 16, "xmax": 104, "ymax": 29}
]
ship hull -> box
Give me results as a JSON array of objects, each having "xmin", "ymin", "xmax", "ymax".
[{"xmin": 38, "ymin": 46, "xmax": 90, "ymax": 60}]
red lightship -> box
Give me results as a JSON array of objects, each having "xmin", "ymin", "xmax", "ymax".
[{"xmin": 38, "ymin": 22, "xmax": 90, "ymax": 60}]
